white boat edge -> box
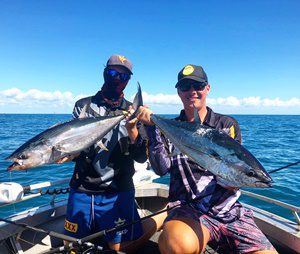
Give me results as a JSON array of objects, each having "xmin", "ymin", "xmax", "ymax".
[{"xmin": 0, "ymin": 181, "xmax": 299, "ymax": 253}]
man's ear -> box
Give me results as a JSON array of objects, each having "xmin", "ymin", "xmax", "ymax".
[{"xmin": 206, "ymin": 84, "xmax": 211, "ymax": 94}]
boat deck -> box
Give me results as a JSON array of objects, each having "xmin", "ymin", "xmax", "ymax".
[
  {"xmin": 0, "ymin": 182, "xmax": 299, "ymax": 253},
  {"xmin": 136, "ymin": 231, "xmax": 218, "ymax": 254}
]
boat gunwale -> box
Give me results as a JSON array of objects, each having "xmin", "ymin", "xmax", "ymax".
[{"xmin": 0, "ymin": 182, "xmax": 299, "ymax": 253}]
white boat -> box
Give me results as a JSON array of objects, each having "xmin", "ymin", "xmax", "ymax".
[{"xmin": 0, "ymin": 172, "xmax": 299, "ymax": 254}]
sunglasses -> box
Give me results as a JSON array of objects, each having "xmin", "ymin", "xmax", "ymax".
[
  {"xmin": 178, "ymin": 81, "xmax": 207, "ymax": 92},
  {"xmin": 107, "ymin": 69, "xmax": 131, "ymax": 82}
]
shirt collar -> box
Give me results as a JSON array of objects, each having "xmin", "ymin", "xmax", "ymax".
[
  {"xmin": 176, "ymin": 106, "xmax": 215, "ymax": 127},
  {"xmin": 92, "ymin": 91, "xmax": 127, "ymax": 110}
]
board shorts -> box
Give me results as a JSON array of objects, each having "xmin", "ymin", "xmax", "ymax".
[
  {"xmin": 64, "ymin": 188, "xmax": 143, "ymax": 244},
  {"xmin": 165, "ymin": 204, "xmax": 276, "ymax": 253}
]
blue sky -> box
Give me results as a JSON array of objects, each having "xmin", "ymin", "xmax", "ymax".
[{"xmin": 0, "ymin": 0, "xmax": 299, "ymax": 114}]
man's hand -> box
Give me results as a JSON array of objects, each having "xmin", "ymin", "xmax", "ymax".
[
  {"xmin": 55, "ymin": 153, "xmax": 80, "ymax": 164},
  {"xmin": 125, "ymin": 106, "xmax": 138, "ymax": 144},
  {"xmin": 136, "ymin": 106, "xmax": 154, "ymax": 126}
]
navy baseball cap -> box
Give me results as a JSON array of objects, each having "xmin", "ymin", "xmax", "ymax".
[{"xmin": 175, "ymin": 64, "xmax": 208, "ymax": 87}]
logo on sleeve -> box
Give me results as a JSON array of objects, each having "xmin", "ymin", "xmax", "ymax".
[
  {"xmin": 64, "ymin": 219, "xmax": 78, "ymax": 233},
  {"xmin": 230, "ymin": 125, "xmax": 235, "ymax": 139}
]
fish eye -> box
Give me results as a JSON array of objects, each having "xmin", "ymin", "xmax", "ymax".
[
  {"xmin": 247, "ymin": 170, "xmax": 256, "ymax": 177},
  {"xmin": 18, "ymin": 154, "xmax": 27, "ymax": 160}
]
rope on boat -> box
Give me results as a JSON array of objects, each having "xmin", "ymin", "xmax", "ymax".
[
  {"xmin": 0, "ymin": 178, "xmax": 71, "ymax": 204},
  {"xmin": 28, "ymin": 187, "xmax": 70, "ymax": 196}
]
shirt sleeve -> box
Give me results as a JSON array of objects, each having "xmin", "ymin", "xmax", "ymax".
[
  {"xmin": 226, "ymin": 119, "xmax": 242, "ymax": 144},
  {"xmin": 72, "ymin": 101, "xmax": 81, "ymax": 119},
  {"xmin": 145, "ymin": 125, "xmax": 172, "ymax": 176},
  {"xmin": 221, "ymin": 116, "xmax": 242, "ymax": 144},
  {"xmin": 129, "ymin": 134, "xmax": 147, "ymax": 163},
  {"xmin": 232, "ymin": 121, "xmax": 242, "ymax": 144}
]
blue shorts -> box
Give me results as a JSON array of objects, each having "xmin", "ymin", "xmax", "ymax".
[{"xmin": 64, "ymin": 188, "xmax": 143, "ymax": 244}]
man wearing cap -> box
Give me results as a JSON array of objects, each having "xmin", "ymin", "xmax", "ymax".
[
  {"xmin": 136, "ymin": 64, "xmax": 278, "ymax": 254},
  {"xmin": 60, "ymin": 55, "xmax": 166, "ymax": 252}
]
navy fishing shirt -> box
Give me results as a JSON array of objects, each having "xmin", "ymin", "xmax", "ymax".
[
  {"xmin": 146, "ymin": 107, "xmax": 244, "ymax": 222},
  {"xmin": 69, "ymin": 91, "xmax": 147, "ymax": 194}
]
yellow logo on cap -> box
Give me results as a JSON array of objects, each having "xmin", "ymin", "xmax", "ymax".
[
  {"xmin": 182, "ymin": 65, "xmax": 194, "ymax": 76},
  {"xmin": 118, "ymin": 55, "xmax": 127, "ymax": 63}
]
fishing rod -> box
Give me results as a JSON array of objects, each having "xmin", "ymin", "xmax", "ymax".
[
  {"xmin": 0, "ymin": 217, "xmax": 77, "ymax": 243},
  {"xmin": 0, "ymin": 217, "xmax": 105, "ymax": 254},
  {"xmin": 40, "ymin": 205, "xmax": 173, "ymax": 254},
  {"xmin": 2, "ymin": 160, "xmax": 299, "ymax": 253},
  {"xmin": 39, "ymin": 158, "xmax": 300, "ymax": 253},
  {"xmin": 42, "ymin": 191, "xmax": 216, "ymax": 254},
  {"xmin": 268, "ymin": 160, "xmax": 300, "ymax": 174}
]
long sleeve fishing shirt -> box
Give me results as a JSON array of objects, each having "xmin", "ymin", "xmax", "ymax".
[
  {"xmin": 69, "ymin": 91, "xmax": 147, "ymax": 194},
  {"xmin": 146, "ymin": 107, "xmax": 244, "ymax": 223}
]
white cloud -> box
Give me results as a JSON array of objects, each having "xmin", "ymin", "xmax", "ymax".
[
  {"xmin": 208, "ymin": 96, "xmax": 241, "ymax": 107},
  {"xmin": 0, "ymin": 88, "xmax": 88, "ymax": 113},
  {"xmin": 142, "ymin": 92, "xmax": 181, "ymax": 105},
  {"xmin": 142, "ymin": 93, "xmax": 300, "ymax": 114},
  {"xmin": 0, "ymin": 88, "xmax": 300, "ymax": 114},
  {"xmin": 241, "ymin": 96, "xmax": 261, "ymax": 106},
  {"xmin": 143, "ymin": 93, "xmax": 300, "ymax": 108}
]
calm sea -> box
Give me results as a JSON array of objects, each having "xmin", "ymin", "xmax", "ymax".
[{"xmin": 0, "ymin": 114, "xmax": 299, "ymax": 221}]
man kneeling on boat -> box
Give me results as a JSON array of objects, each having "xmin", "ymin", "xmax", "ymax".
[{"xmin": 136, "ymin": 64, "xmax": 278, "ymax": 254}]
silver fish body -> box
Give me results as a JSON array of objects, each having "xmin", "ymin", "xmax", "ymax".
[
  {"xmin": 151, "ymin": 115, "xmax": 273, "ymax": 188},
  {"xmin": 6, "ymin": 115, "xmax": 125, "ymax": 171}
]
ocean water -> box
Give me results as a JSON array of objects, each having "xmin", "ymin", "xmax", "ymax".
[{"xmin": 0, "ymin": 114, "xmax": 299, "ymax": 221}]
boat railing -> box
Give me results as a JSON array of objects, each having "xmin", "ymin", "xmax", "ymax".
[
  {"xmin": 1, "ymin": 179, "xmax": 299, "ymax": 226},
  {"xmin": 0, "ymin": 178, "xmax": 71, "ymax": 208},
  {"xmin": 241, "ymin": 190, "xmax": 300, "ymax": 225}
]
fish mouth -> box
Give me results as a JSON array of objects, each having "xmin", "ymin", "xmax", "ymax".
[
  {"xmin": 255, "ymin": 180, "xmax": 273, "ymax": 188},
  {"xmin": 7, "ymin": 161, "xmax": 26, "ymax": 171}
]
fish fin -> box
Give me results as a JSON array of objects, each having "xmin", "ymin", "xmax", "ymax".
[
  {"xmin": 49, "ymin": 122, "xmax": 62, "ymax": 129},
  {"xmin": 52, "ymin": 144, "xmax": 63, "ymax": 153},
  {"xmin": 133, "ymin": 82, "xmax": 143, "ymax": 110},
  {"xmin": 79, "ymin": 105, "xmax": 88, "ymax": 119},
  {"xmin": 128, "ymin": 82, "xmax": 143, "ymax": 121},
  {"xmin": 96, "ymin": 140, "xmax": 109, "ymax": 151},
  {"xmin": 193, "ymin": 104, "xmax": 202, "ymax": 124},
  {"xmin": 50, "ymin": 146, "xmax": 64, "ymax": 161}
]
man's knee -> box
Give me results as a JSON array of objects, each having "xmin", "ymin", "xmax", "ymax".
[
  {"xmin": 108, "ymin": 242, "xmax": 121, "ymax": 251},
  {"xmin": 247, "ymin": 251, "xmax": 279, "ymax": 254},
  {"xmin": 158, "ymin": 229, "xmax": 200, "ymax": 254}
]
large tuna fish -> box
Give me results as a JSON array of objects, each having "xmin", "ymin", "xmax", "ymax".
[
  {"xmin": 6, "ymin": 84, "xmax": 143, "ymax": 171},
  {"xmin": 150, "ymin": 114, "xmax": 273, "ymax": 188}
]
